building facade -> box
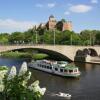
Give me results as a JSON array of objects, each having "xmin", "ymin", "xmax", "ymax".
[{"xmin": 38, "ymin": 15, "xmax": 72, "ymax": 31}]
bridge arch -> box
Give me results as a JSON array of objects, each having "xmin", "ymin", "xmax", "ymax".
[
  {"xmin": 33, "ymin": 48, "xmax": 72, "ymax": 61},
  {"xmin": 88, "ymin": 48, "xmax": 98, "ymax": 56},
  {"xmin": 1, "ymin": 47, "xmax": 72, "ymax": 62}
]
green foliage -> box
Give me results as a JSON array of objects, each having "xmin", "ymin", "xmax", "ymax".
[
  {"xmin": 1, "ymin": 51, "xmax": 32, "ymax": 58},
  {"xmin": 0, "ymin": 27, "xmax": 100, "ymax": 45},
  {"xmin": 33, "ymin": 53, "xmax": 48, "ymax": 60},
  {"xmin": 0, "ymin": 33, "xmax": 9, "ymax": 44},
  {"xmin": 0, "ymin": 66, "xmax": 8, "ymax": 71},
  {"xmin": 0, "ymin": 63, "xmax": 46, "ymax": 100},
  {"xmin": 2, "ymin": 72, "xmax": 42, "ymax": 100},
  {"xmin": 1, "ymin": 51, "xmax": 49, "ymax": 60},
  {"xmin": 9, "ymin": 32, "xmax": 25, "ymax": 44}
]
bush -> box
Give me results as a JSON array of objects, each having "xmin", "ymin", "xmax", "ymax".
[
  {"xmin": 32, "ymin": 53, "xmax": 48, "ymax": 60},
  {"xmin": 0, "ymin": 62, "xmax": 46, "ymax": 100}
]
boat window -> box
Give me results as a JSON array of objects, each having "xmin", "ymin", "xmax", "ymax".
[
  {"xmin": 40, "ymin": 64, "xmax": 41, "ymax": 67},
  {"xmin": 37, "ymin": 64, "xmax": 39, "ymax": 66},
  {"xmin": 74, "ymin": 69, "xmax": 77, "ymax": 72},
  {"xmin": 42, "ymin": 65, "xmax": 44, "ymax": 68},
  {"xmin": 60, "ymin": 69, "xmax": 63, "ymax": 72},
  {"xmin": 55, "ymin": 68, "xmax": 58, "ymax": 71},
  {"xmin": 44, "ymin": 65, "xmax": 46, "ymax": 68},
  {"xmin": 50, "ymin": 67, "xmax": 52, "ymax": 69},
  {"xmin": 47, "ymin": 66, "xmax": 49, "ymax": 69},
  {"xmin": 69, "ymin": 70, "xmax": 73, "ymax": 73},
  {"xmin": 64, "ymin": 70, "xmax": 68, "ymax": 72},
  {"xmin": 39, "ymin": 64, "xmax": 41, "ymax": 67}
]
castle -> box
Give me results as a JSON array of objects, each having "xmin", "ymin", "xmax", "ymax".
[{"xmin": 37, "ymin": 15, "xmax": 72, "ymax": 32}]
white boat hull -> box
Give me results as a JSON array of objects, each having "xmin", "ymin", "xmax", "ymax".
[{"xmin": 29, "ymin": 63, "xmax": 80, "ymax": 78}]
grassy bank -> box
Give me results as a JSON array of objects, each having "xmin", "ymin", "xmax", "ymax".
[
  {"xmin": 0, "ymin": 51, "xmax": 49, "ymax": 60},
  {"xmin": 32, "ymin": 53, "xmax": 48, "ymax": 60},
  {"xmin": 1, "ymin": 51, "xmax": 32, "ymax": 58}
]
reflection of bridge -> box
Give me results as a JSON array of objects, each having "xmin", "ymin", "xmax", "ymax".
[{"xmin": 0, "ymin": 45, "xmax": 100, "ymax": 62}]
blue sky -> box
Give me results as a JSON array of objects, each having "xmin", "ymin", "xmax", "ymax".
[{"xmin": 0, "ymin": 0, "xmax": 100, "ymax": 33}]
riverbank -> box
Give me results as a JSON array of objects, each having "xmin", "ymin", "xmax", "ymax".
[{"xmin": 0, "ymin": 51, "xmax": 49, "ymax": 60}]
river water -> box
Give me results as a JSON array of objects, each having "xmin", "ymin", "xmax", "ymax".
[{"xmin": 0, "ymin": 58, "xmax": 100, "ymax": 100}]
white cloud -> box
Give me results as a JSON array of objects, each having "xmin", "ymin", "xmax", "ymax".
[
  {"xmin": 91, "ymin": 0, "xmax": 98, "ymax": 4},
  {"xmin": 47, "ymin": 3, "xmax": 56, "ymax": 8},
  {"xmin": 64, "ymin": 11, "xmax": 70, "ymax": 15},
  {"xmin": 35, "ymin": 4, "xmax": 43, "ymax": 8},
  {"xmin": 69, "ymin": 5, "xmax": 92, "ymax": 13},
  {"xmin": 0, "ymin": 19, "xmax": 36, "ymax": 33}
]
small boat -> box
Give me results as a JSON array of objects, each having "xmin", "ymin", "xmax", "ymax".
[
  {"xmin": 29, "ymin": 59, "xmax": 81, "ymax": 78},
  {"xmin": 56, "ymin": 92, "xmax": 71, "ymax": 99}
]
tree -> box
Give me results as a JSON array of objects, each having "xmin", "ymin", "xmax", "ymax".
[
  {"xmin": 0, "ymin": 33, "xmax": 9, "ymax": 45},
  {"xmin": 95, "ymin": 31, "xmax": 100, "ymax": 45},
  {"xmin": 9, "ymin": 32, "xmax": 25, "ymax": 44}
]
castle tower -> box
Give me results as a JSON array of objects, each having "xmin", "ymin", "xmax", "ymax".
[
  {"xmin": 62, "ymin": 21, "xmax": 72, "ymax": 31},
  {"xmin": 46, "ymin": 15, "xmax": 57, "ymax": 30}
]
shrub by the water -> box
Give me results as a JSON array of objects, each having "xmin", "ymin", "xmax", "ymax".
[
  {"xmin": 0, "ymin": 62, "xmax": 46, "ymax": 100},
  {"xmin": 1, "ymin": 51, "xmax": 32, "ymax": 58},
  {"xmin": 0, "ymin": 51, "xmax": 49, "ymax": 60},
  {"xmin": 33, "ymin": 53, "xmax": 48, "ymax": 60}
]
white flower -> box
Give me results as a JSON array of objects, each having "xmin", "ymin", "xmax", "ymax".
[
  {"xmin": 7, "ymin": 66, "xmax": 17, "ymax": 80},
  {"xmin": 0, "ymin": 67, "xmax": 8, "ymax": 80},
  {"xmin": 28, "ymin": 80, "xmax": 46, "ymax": 95},
  {"xmin": 22, "ymin": 81, "xmax": 27, "ymax": 87},
  {"xmin": 25, "ymin": 71, "xmax": 31, "ymax": 81},
  {"xmin": 32, "ymin": 86, "xmax": 46, "ymax": 95},
  {"xmin": 28, "ymin": 86, "xmax": 33, "ymax": 91},
  {"xmin": 0, "ymin": 84, "xmax": 4, "ymax": 92},
  {"xmin": 19, "ymin": 62, "xmax": 27, "ymax": 76},
  {"xmin": 31, "ymin": 80, "xmax": 39, "ymax": 87},
  {"xmin": 28, "ymin": 80, "xmax": 40, "ymax": 92},
  {"xmin": 32, "ymin": 86, "xmax": 40, "ymax": 93},
  {"xmin": 39, "ymin": 88, "xmax": 46, "ymax": 95}
]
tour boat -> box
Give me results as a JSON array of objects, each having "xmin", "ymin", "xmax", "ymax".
[{"xmin": 29, "ymin": 60, "xmax": 80, "ymax": 78}]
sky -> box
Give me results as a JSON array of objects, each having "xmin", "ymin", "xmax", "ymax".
[{"xmin": 0, "ymin": 0, "xmax": 100, "ymax": 33}]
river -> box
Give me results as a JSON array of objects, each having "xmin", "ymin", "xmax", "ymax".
[{"xmin": 0, "ymin": 58, "xmax": 100, "ymax": 100}]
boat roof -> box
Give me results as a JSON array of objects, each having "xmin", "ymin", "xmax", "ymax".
[
  {"xmin": 57, "ymin": 64, "xmax": 78, "ymax": 70},
  {"xmin": 57, "ymin": 61, "xmax": 68, "ymax": 64},
  {"xmin": 36, "ymin": 60, "xmax": 78, "ymax": 70},
  {"xmin": 64, "ymin": 65, "xmax": 78, "ymax": 70}
]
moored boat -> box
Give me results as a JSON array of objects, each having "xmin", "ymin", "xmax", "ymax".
[
  {"xmin": 29, "ymin": 60, "xmax": 81, "ymax": 78},
  {"xmin": 56, "ymin": 92, "xmax": 71, "ymax": 99}
]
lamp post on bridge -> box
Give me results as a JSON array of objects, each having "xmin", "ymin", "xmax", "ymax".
[
  {"xmin": 90, "ymin": 33, "xmax": 92, "ymax": 46},
  {"xmin": 35, "ymin": 30, "xmax": 38, "ymax": 45},
  {"xmin": 53, "ymin": 28, "xmax": 56, "ymax": 46},
  {"xmin": 70, "ymin": 34, "xmax": 72, "ymax": 45},
  {"xmin": 33, "ymin": 25, "xmax": 38, "ymax": 45}
]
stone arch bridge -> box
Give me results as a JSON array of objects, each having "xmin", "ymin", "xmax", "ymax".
[{"xmin": 0, "ymin": 45, "xmax": 100, "ymax": 62}]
